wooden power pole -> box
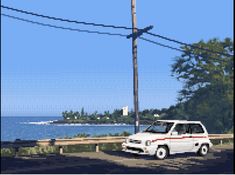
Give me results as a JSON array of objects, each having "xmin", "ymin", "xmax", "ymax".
[
  {"xmin": 128, "ymin": 0, "xmax": 153, "ymax": 133},
  {"xmin": 131, "ymin": 0, "xmax": 139, "ymax": 133}
]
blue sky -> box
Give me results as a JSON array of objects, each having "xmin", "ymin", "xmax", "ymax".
[{"xmin": 1, "ymin": 0, "xmax": 233, "ymax": 116}]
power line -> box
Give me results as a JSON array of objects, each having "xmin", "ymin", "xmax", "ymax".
[
  {"xmin": 140, "ymin": 36, "xmax": 230, "ymax": 63},
  {"xmin": 1, "ymin": 13, "xmax": 183, "ymax": 51},
  {"xmin": 2, "ymin": 5, "xmax": 233, "ymax": 58},
  {"xmin": 2, "ymin": 13, "xmax": 232, "ymax": 63},
  {"xmin": 147, "ymin": 32, "xmax": 233, "ymax": 57},
  {"xmin": 1, "ymin": 13, "xmax": 127, "ymax": 37},
  {"xmin": 139, "ymin": 37, "xmax": 185, "ymax": 52},
  {"xmin": 1, "ymin": 5, "xmax": 134, "ymax": 30}
]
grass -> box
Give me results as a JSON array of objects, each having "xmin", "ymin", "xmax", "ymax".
[
  {"xmin": 1, "ymin": 148, "xmax": 15, "ymax": 157},
  {"xmin": 1, "ymin": 144, "xmax": 122, "ymax": 157},
  {"xmin": 211, "ymin": 138, "xmax": 234, "ymax": 145},
  {"xmin": 19, "ymin": 146, "xmax": 59, "ymax": 155},
  {"xmin": 1, "ymin": 132, "xmax": 129, "ymax": 157},
  {"xmin": 58, "ymin": 131, "xmax": 131, "ymax": 139}
]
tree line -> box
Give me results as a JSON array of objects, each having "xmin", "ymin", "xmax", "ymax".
[
  {"xmin": 60, "ymin": 108, "xmax": 161, "ymax": 125},
  {"xmin": 165, "ymin": 38, "xmax": 233, "ymax": 133}
]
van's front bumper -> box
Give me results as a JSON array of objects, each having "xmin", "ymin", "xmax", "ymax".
[
  {"xmin": 209, "ymin": 140, "xmax": 213, "ymax": 148},
  {"xmin": 122, "ymin": 143, "xmax": 156, "ymax": 155}
]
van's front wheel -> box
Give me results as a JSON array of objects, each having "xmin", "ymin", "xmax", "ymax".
[
  {"xmin": 197, "ymin": 144, "xmax": 209, "ymax": 156},
  {"xmin": 155, "ymin": 146, "xmax": 168, "ymax": 160}
]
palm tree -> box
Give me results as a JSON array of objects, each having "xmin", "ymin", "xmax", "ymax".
[{"xmin": 62, "ymin": 111, "xmax": 68, "ymax": 120}]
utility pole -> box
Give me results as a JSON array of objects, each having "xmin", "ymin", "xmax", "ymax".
[
  {"xmin": 129, "ymin": 0, "xmax": 153, "ymax": 133},
  {"xmin": 131, "ymin": 0, "xmax": 139, "ymax": 133}
]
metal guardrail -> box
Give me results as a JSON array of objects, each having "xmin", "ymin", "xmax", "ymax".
[
  {"xmin": 208, "ymin": 134, "xmax": 234, "ymax": 139},
  {"xmin": 1, "ymin": 136, "xmax": 126, "ymax": 153},
  {"xmin": 1, "ymin": 134, "xmax": 233, "ymax": 154},
  {"xmin": 208, "ymin": 134, "xmax": 233, "ymax": 145}
]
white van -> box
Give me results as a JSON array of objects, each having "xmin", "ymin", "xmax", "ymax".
[{"xmin": 122, "ymin": 120, "xmax": 213, "ymax": 159}]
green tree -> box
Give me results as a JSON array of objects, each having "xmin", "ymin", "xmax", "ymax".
[
  {"xmin": 171, "ymin": 38, "xmax": 234, "ymax": 133},
  {"xmin": 74, "ymin": 111, "xmax": 80, "ymax": 119},
  {"xmin": 104, "ymin": 111, "xmax": 110, "ymax": 117},
  {"xmin": 81, "ymin": 107, "xmax": 85, "ymax": 117},
  {"xmin": 68, "ymin": 110, "xmax": 74, "ymax": 120},
  {"xmin": 62, "ymin": 110, "xmax": 68, "ymax": 120}
]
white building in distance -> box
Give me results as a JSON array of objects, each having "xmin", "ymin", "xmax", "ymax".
[
  {"xmin": 122, "ymin": 106, "xmax": 128, "ymax": 116},
  {"xmin": 154, "ymin": 114, "xmax": 160, "ymax": 118}
]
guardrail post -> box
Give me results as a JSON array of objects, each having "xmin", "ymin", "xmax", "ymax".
[
  {"xmin": 220, "ymin": 139, "xmax": 223, "ymax": 145},
  {"xmin": 95, "ymin": 144, "xmax": 99, "ymax": 152},
  {"xmin": 14, "ymin": 139, "xmax": 21, "ymax": 157},
  {"xmin": 14, "ymin": 147, "xmax": 20, "ymax": 157},
  {"xmin": 59, "ymin": 146, "xmax": 63, "ymax": 154}
]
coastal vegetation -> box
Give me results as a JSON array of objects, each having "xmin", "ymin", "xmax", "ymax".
[
  {"xmin": 1, "ymin": 136, "xmax": 233, "ymax": 157},
  {"xmin": 59, "ymin": 131, "xmax": 131, "ymax": 139},
  {"xmin": 56, "ymin": 108, "xmax": 159, "ymax": 125},
  {"xmin": 169, "ymin": 38, "xmax": 233, "ymax": 134},
  {"xmin": 57, "ymin": 38, "xmax": 233, "ymax": 134},
  {"xmin": 1, "ymin": 132, "xmax": 129, "ymax": 157}
]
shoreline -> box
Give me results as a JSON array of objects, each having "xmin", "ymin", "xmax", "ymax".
[
  {"xmin": 52, "ymin": 120, "xmax": 131, "ymax": 125},
  {"xmin": 20, "ymin": 120, "xmax": 149, "ymax": 126},
  {"xmin": 51, "ymin": 119, "xmax": 152, "ymax": 125}
]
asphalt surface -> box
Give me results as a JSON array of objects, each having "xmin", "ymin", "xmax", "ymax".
[{"xmin": 1, "ymin": 144, "xmax": 234, "ymax": 174}]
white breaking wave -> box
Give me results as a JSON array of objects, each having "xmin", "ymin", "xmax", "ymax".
[
  {"xmin": 53, "ymin": 123, "xmax": 134, "ymax": 127},
  {"xmin": 20, "ymin": 120, "xmax": 57, "ymax": 125},
  {"xmin": 20, "ymin": 121, "xmax": 146, "ymax": 127}
]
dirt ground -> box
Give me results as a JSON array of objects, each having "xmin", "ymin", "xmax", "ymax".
[{"xmin": 1, "ymin": 144, "xmax": 234, "ymax": 174}]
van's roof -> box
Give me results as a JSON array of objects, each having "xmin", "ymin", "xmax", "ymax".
[{"xmin": 157, "ymin": 120, "xmax": 202, "ymax": 124}]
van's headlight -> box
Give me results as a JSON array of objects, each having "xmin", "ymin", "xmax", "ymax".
[{"xmin": 145, "ymin": 140, "xmax": 151, "ymax": 146}]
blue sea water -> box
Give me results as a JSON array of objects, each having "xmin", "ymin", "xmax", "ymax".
[{"xmin": 1, "ymin": 117, "xmax": 148, "ymax": 141}]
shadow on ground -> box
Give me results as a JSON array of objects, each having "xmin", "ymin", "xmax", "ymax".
[
  {"xmin": 1, "ymin": 154, "xmax": 162, "ymax": 174},
  {"xmin": 103, "ymin": 150, "xmax": 198, "ymax": 160},
  {"xmin": 1, "ymin": 149, "xmax": 234, "ymax": 174}
]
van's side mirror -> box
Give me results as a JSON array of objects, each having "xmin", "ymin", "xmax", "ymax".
[{"xmin": 171, "ymin": 131, "xmax": 178, "ymax": 136}]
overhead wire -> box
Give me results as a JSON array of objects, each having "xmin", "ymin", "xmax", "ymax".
[
  {"xmin": 146, "ymin": 32, "xmax": 233, "ymax": 57},
  {"xmin": 140, "ymin": 37, "xmax": 230, "ymax": 63},
  {"xmin": 2, "ymin": 13, "xmax": 187, "ymax": 56},
  {"xmin": 1, "ymin": 11, "xmax": 233, "ymax": 63},
  {"xmin": 1, "ymin": 13, "xmax": 127, "ymax": 37},
  {"xmin": 139, "ymin": 37, "xmax": 185, "ymax": 52},
  {"xmin": 2, "ymin": 13, "xmax": 231, "ymax": 63},
  {"xmin": 1, "ymin": 5, "xmax": 134, "ymax": 30},
  {"xmin": 1, "ymin": 5, "xmax": 233, "ymax": 57},
  {"xmin": 2, "ymin": 12, "xmax": 184, "ymax": 51}
]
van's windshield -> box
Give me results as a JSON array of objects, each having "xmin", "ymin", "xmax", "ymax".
[{"xmin": 144, "ymin": 121, "xmax": 174, "ymax": 134}]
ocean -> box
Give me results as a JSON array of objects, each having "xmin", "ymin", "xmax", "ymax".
[{"xmin": 1, "ymin": 117, "xmax": 148, "ymax": 141}]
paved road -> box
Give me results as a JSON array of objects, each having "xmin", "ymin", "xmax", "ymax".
[{"xmin": 1, "ymin": 144, "xmax": 234, "ymax": 174}]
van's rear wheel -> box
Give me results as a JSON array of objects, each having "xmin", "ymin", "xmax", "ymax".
[
  {"xmin": 155, "ymin": 146, "xmax": 168, "ymax": 160},
  {"xmin": 198, "ymin": 144, "xmax": 209, "ymax": 156}
]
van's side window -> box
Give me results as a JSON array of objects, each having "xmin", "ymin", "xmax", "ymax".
[
  {"xmin": 173, "ymin": 124, "xmax": 189, "ymax": 135},
  {"xmin": 190, "ymin": 124, "xmax": 204, "ymax": 134}
]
